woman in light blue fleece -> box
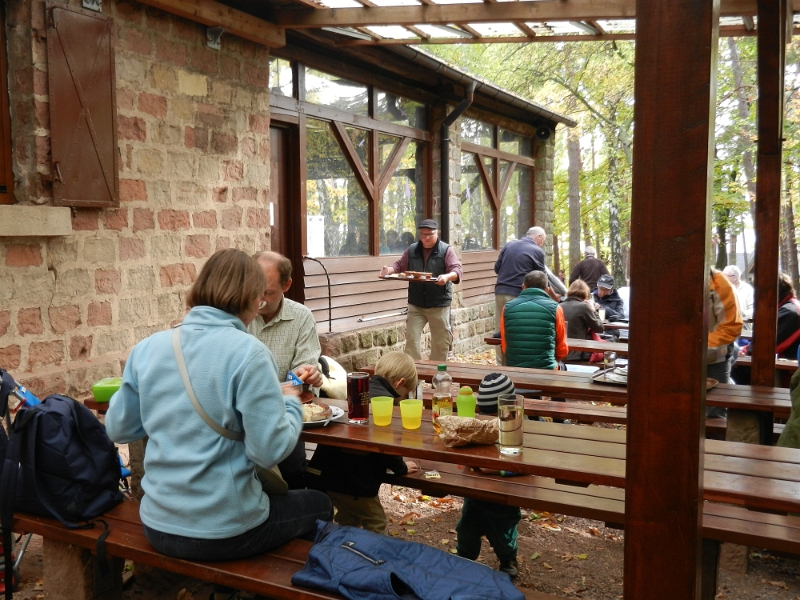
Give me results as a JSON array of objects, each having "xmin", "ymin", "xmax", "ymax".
[{"xmin": 106, "ymin": 249, "xmax": 332, "ymax": 561}]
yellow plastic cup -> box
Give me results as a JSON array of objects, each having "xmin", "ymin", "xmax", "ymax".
[
  {"xmin": 371, "ymin": 396, "xmax": 394, "ymax": 426},
  {"xmin": 456, "ymin": 388, "xmax": 477, "ymax": 418},
  {"xmin": 399, "ymin": 399, "xmax": 423, "ymax": 430}
]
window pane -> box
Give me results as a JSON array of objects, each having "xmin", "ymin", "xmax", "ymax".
[
  {"xmin": 498, "ymin": 128, "xmax": 532, "ymax": 157},
  {"xmin": 380, "ymin": 141, "xmax": 424, "ymax": 255},
  {"xmin": 461, "ymin": 117, "xmax": 493, "ymax": 147},
  {"xmin": 269, "ymin": 58, "xmax": 293, "ymax": 97},
  {"xmin": 306, "ymin": 119, "xmax": 369, "ymax": 257},
  {"xmin": 499, "ymin": 165, "xmax": 532, "ymax": 246},
  {"xmin": 460, "ymin": 153, "xmax": 494, "ymax": 251},
  {"xmin": 305, "ymin": 69, "xmax": 368, "ymax": 116},
  {"xmin": 345, "ymin": 126, "xmax": 369, "ymax": 171},
  {"xmin": 376, "ymin": 91, "xmax": 426, "ymax": 129}
]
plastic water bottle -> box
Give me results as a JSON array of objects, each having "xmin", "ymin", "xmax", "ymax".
[{"xmin": 431, "ymin": 364, "xmax": 453, "ymax": 433}]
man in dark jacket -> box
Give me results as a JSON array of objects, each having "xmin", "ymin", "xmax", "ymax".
[
  {"xmin": 569, "ymin": 246, "xmax": 609, "ymax": 291},
  {"xmin": 493, "ymin": 226, "xmax": 546, "ymax": 364},
  {"xmin": 379, "ymin": 220, "xmax": 463, "ymax": 361},
  {"xmin": 501, "ymin": 271, "xmax": 568, "ymax": 370},
  {"xmin": 592, "ymin": 274, "xmax": 626, "ymax": 321}
]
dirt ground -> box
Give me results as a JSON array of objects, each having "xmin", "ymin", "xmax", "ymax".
[{"xmin": 11, "ymin": 349, "xmax": 800, "ymax": 599}]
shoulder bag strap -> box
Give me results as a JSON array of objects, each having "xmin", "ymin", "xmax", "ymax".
[{"xmin": 171, "ymin": 326, "xmax": 244, "ymax": 442}]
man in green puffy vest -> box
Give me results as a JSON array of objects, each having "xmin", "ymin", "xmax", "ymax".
[{"xmin": 501, "ymin": 271, "xmax": 568, "ymax": 370}]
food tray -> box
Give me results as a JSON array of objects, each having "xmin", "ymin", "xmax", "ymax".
[
  {"xmin": 379, "ymin": 271, "xmax": 436, "ymax": 282},
  {"xmin": 591, "ymin": 369, "xmax": 718, "ymax": 390}
]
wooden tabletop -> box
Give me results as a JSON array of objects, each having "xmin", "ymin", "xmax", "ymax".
[
  {"xmin": 300, "ymin": 413, "xmax": 800, "ymax": 514},
  {"xmin": 363, "ymin": 360, "xmax": 792, "ymax": 416}
]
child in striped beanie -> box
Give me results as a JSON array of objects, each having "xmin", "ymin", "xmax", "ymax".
[
  {"xmin": 457, "ymin": 372, "xmax": 521, "ymax": 578},
  {"xmin": 476, "ymin": 372, "xmax": 516, "ymax": 415}
]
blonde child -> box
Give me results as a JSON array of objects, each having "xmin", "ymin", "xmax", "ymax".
[{"xmin": 306, "ymin": 352, "xmax": 419, "ymax": 533}]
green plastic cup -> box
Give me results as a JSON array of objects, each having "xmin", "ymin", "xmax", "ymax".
[
  {"xmin": 370, "ymin": 396, "xmax": 394, "ymax": 426},
  {"xmin": 399, "ymin": 399, "xmax": 423, "ymax": 430},
  {"xmin": 456, "ymin": 386, "xmax": 476, "ymax": 418}
]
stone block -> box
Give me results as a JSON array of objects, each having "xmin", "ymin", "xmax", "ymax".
[
  {"xmin": 49, "ymin": 305, "xmax": 81, "ymax": 334},
  {"xmin": 103, "ymin": 208, "xmax": 128, "ymax": 231},
  {"xmin": 47, "ymin": 238, "xmax": 78, "ymax": 265},
  {"xmin": 18, "ymin": 307, "xmax": 44, "ymax": 335},
  {"xmin": 95, "ymin": 331, "xmax": 134, "ymax": 356},
  {"xmin": 135, "ymin": 149, "xmax": 164, "ymax": 175},
  {"xmin": 0, "ymin": 311, "xmax": 8, "ymax": 336},
  {"xmin": 134, "ymin": 325, "xmax": 162, "ymax": 343},
  {"xmin": 223, "ymin": 160, "xmax": 243, "ymax": 181},
  {"xmin": 166, "ymin": 152, "xmax": 195, "ymax": 180},
  {"xmin": 157, "ymin": 209, "xmax": 190, "ymax": 231},
  {"xmin": 0, "ymin": 206, "xmax": 71, "ymax": 237},
  {"xmin": 725, "ymin": 410, "xmax": 762, "ymax": 444},
  {"xmin": 185, "ymin": 235, "xmax": 210, "ymax": 258},
  {"xmin": 68, "ymin": 361, "xmax": 124, "ymax": 398},
  {"xmin": 133, "ymin": 208, "xmax": 156, "ymax": 231},
  {"xmin": 53, "ymin": 268, "xmax": 91, "ymax": 303},
  {"xmin": 387, "ymin": 328, "xmax": 398, "ymax": 346},
  {"xmin": 170, "ymin": 97, "xmax": 194, "ymax": 122},
  {"xmin": 12, "ymin": 270, "xmax": 55, "ymax": 306},
  {"xmin": 184, "ymin": 126, "xmax": 208, "ymax": 150},
  {"xmin": 153, "ymin": 122, "xmax": 182, "ymax": 145},
  {"xmin": 159, "ymin": 263, "xmax": 196, "ymax": 287},
  {"xmin": 83, "ymin": 238, "xmax": 116, "ymax": 263},
  {"xmin": 150, "ymin": 181, "xmax": 171, "ymax": 206},
  {"xmin": 29, "ymin": 340, "xmax": 64, "ymax": 368},
  {"xmin": 249, "ymin": 114, "xmax": 269, "ymax": 134},
  {"xmin": 358, "ymin": 349, "xmax": 380, "ymax": 369},
  {"xmin": 178, "ymin": 70, "xmax": 208, "ymax": 96},
  {"xmin": 359, "ymin": 331, "xmax": 373, "ymax": 349},
  {"xmin": 150, "ymin": 62, "xmax": 178, "ymax": 90},
  {"xmin": 0, "ymin": 345, "xmax": 21, "ymax": 369},
  {"xmin": 138, "ymin": 92, "xmax": 167, "ymax": 118},
  {"xmin": 192, "ymin": 210, "xmax": 217, "ymax": 228},
  {"xmin": 373, "ymin": 329, "xmax": 386, "ymax": 346},
  {"xmin": 199, "ymin": 158, "xmax": 222, "ymax": 181},
  {"xmin": 197, "ymin": 103, "xmax": 224, "ymax": 128},
  {"xmin": 119, "ymin": 297, "xmax": 153, "ymax": 326},
  {"xmin": 221, "ymin": 206, "xmax": 243, "ymax": 230},
  {"xmin": 247, "ymin": 207, "xmax": 268, "ymax": 229},
  {"xmin": 119, "ymin": 115, "xmax": 146, "ymax": 141},
  {"xmin": 88, "ymin": 302, "xmax": 112, "ymax": 327},
  {"xmin": 117, "ymin": 55, "xmax": 147, "ymax": 86},
  {"xmin": 215, "ymin": 236, "xmax": 231, "ymax": 251},
  {"xmin": 341, "ymin": 333, "xmax": 358, "ymax": 354},
  {"xmin": 6, "ymin": 243, "xmax": 43, "ymax": 267},
  {"xmin": 69, "ymin": 335, "xmax": 92, "ymax": 361},
  {"xmin": 120, "ymin": 179, "xmax": 147, "ymax": 202},
  {"xmin": 232, "ymin": 187, "xmax": 257, "ymax": 202},
  {"xmin": 95, "ymin": 269, "xmax": 122, "ymax": 295},
  {"xmin": 244, "ymin": 162, "xmax": 269, "ymax": 187},
  {"xmin": 125, "ymin": 265, "xmax": 156, "ymax": 291},
  {"xmin": 18, "ymin": 371, "xmax": 67, "ymax": 398},
  {"xmin": 156, "ymin": 293, "xmax": 182, "ymax": 318},
  {"xmin": 150, "ymin": 235, "xmax": 182, "ymax": 260},
  {"xmin": 119, "ymin": 237, "xmax": 145, "ymax": 261},
  {"xmin": 718, "ymin": 542, "xmax": 748, "ymax": 574}
]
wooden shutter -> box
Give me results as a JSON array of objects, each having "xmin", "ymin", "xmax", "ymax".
[
  {"xmin": 47, "ymin": 2, "xmax": 118, "ymax": 207},
  {"xmin": 0, "ymin": 6, "xmax": 13, "ymax": 204}
]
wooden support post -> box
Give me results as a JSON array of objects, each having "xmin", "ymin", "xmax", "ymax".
[
  {"xmin": 751, "ymin": 0, "xmax": 789, "ymax": 389},
  {"xmin": 625, "ymin": 0, "xmax": 718, "ymax": 598}
]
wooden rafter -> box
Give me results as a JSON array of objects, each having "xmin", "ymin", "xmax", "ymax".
[
  {"xmin": 514, "ymin": 22, "xmax": 538, "ymax": 37},
  {"xmin": 406, "ymin": 25, "xmax": 431, "ymax": 39},
  {"xmin": 458, "ymin": 24, "xmax": 482, "ymax": 37},
  {"xmin": 275, "ymin": 0, "xmax": 800, "ymax": 29},
  {"xmin": 587, "ymin": 19, "xmax": 606, "ymax": 34},
  {"xmin": 474, "ymin": 154, "xmax": 499, "ymax": 210},
  {"xmin": 135, "ymin": 0, "xmax": 285, "ymax": 47}
]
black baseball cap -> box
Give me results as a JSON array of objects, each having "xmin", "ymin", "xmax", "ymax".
[
  {"xmin": 418, "ymin": 219, "xmax": 438, "ymax": 230},
  {"xmin": 597, "ymin": 274, "xmax": 615, "ymax": 289}
]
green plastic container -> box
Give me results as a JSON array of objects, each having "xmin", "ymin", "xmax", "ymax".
[{"xmin": 92, "ymin": 377, "xmax": 122, "ymax": 403}]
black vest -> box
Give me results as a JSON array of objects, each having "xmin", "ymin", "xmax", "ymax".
[{"xmin": 407, "ymin": 240, "xmax": 452, "ymax": 308}]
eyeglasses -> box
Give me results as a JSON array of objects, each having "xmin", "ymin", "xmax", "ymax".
[{"xmin": 419, "ymin": 232, "xmax": 437, "ymax": 239}]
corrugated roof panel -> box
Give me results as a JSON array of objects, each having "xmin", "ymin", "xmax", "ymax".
[
  {"xmin": 597, "ymin": 19, "xmax": 636, "ymax": 32},
  {"xmin": 364, "ymin": 25, "xmax": 418, "ymax": 37},
  {"xmin": 367, "ymin": 0, "xmax": 422, "ymax": 6},
  {"xmin": 469, "ymin": 22, "xmax": 529, "ymax": 36}
]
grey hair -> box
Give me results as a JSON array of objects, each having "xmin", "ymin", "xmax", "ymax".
[
  {"xmin": 585, "ymin": 246, "xmax": 596, "ymax": 256},
  {"xmin": 527, "ymin": 226, "xmax": 546, "ymax": 239},
  {"xmin": 722, "ymin": 265, "xmax": 741, "ymax": 278}
]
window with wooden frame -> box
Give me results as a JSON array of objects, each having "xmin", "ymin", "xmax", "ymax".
[
  {"xmin": 460, "ymin": 117, "xmax": 535, "ymax": 251},
  {"xmin": 269, "ymin": 58, "xmax": 431, "ymax": 332},
  {"xmin": 0, "ymin": 5, "xmax": 14, "ymax": 204}
]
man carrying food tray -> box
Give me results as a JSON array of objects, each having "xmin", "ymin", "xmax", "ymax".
[{"xmin": 379, "ymin": 219, "xmax": 463, "ymax": 361}]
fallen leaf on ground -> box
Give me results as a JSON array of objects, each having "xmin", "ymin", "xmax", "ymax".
[
  {"xmin": 440, "ymin": 539, "xmax": 450, "ymax": 545},
  {"xmin": 542, "ymin": 523, "xmax": 562, "ymax": 531},
  {"xmin": 575, "ymin": 554, "xmax": 588, "ymax": 560},
  {"xmin": 562, "ymin": 584, "xmax": 587, "ymax": 594},
  {"xmin": 542, "ymin": 562, "xmax": 555, "ymax": 571},
  {"xmin": 450, "ymin": 548, "xmax": 458, "ymax": 554},
  {"xmin": 589, "ymin": 527, "xmax": 600, "ymax": 536},
  {"xmin": 530, "ymin": 552, "xmax": 540, "ymax": 561},
  {"xmin": 768, "ymin": 581, "xmax": 788, "ymax": 589}
]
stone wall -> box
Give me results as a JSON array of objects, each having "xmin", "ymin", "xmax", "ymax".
[
  {"xmin": 0, "ymin": 0, "xmax": 272, "ymax": 398},
  {"xmin": 535, "ymin": 134, "xmax": 556, "ymax": 265}
]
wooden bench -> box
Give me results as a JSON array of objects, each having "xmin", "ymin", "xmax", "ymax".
[
  {"xmin": 13, "ymin": 500, "xmax": 554, "ymax": 600},
  {"xmin": 389, "ymin": 460, "xmax": 800, "ymax": 556}
]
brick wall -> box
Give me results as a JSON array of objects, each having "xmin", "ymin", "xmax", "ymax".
[{"xmin": 0, "ymin": 0, "xmax": 272, "ymax": 397}]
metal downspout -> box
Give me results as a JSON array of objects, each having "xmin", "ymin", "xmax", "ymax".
[{"xmin": 440, "ymin": 81, "xmax": 475, "ymax": 244}]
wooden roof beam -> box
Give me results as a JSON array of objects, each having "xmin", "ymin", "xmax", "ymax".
[
  {"xmin": 514, "ymin": 22, "xmax": 538, "ymax": 37},
  {"xmin": 136, "ymin": 0, "xmax": 285, "ymax": 47},
  {"xmin": 275, "ymin": 0, "xmax": 800, "ymax": 28}
]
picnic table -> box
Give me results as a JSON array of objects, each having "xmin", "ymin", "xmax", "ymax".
[
  {"xmin": 299, "ymin": 411, "xmax": 800, "ymax": 514},
  {"xmin": 363, "ymin": 360, "xmax": 791, "ymax": 418}
]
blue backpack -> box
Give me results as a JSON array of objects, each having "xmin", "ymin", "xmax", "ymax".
[{"xmin": 0, "ymin": 393, "xmax": 124, "ymax": 598}]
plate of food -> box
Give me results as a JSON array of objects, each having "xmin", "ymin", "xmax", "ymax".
[{"xmin": 302, "ymin": 402, "xmax": 344, "ymax": 427}]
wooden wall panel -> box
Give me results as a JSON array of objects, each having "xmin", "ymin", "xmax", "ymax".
[{"xmin": 461, "ymin": 250, "xmax": 497, "ymax": 306}]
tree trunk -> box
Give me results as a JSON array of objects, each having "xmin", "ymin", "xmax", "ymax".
[
  {"xmin": 567, "ymin": 130, "xmax": 582, "ymax": 271},
  {"xmin": 728, "ymin": 37, "xmax": 757, "ymax": 220},
  {"xmin": 729, "ymin": 233, "xmax": 737, "ymax": 267},
  {"xmin": 554, "ymin": 234, "xmax": 561, "ymax": 276},
  {"xmin": 607, "ymin": 147, "xmax": 624, "ymax": 278},
  {"xmin": 715, "ymin": 208, "xmax": 728, "ymax": 270},
  {"xmin": 782, "ymin": 167, "xmax": 800, "ymax": 289}
]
